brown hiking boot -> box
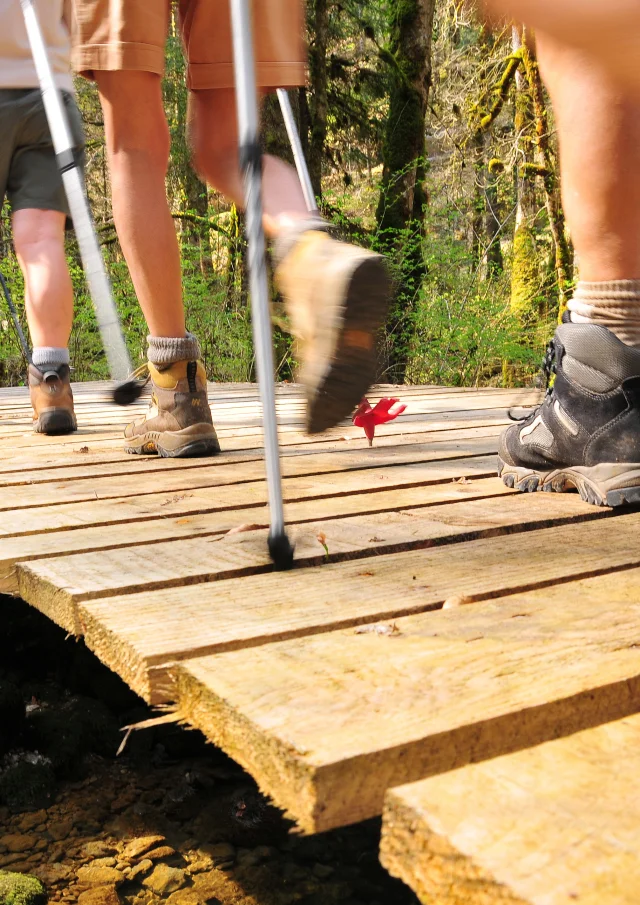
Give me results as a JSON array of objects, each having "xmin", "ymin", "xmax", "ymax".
[
  {"xmin": 275, "ymin": 229, "xmax": 392, "ymax": 434},
  {"xmin": 28, "ymin": 363, "xmax": 77, "ymax": 435},
  {"xmin": 124, "ymin": 359, "xmax": 220, "ymax": 458}
]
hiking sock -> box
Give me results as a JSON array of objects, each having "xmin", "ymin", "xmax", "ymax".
[
  {"xmin": 568, "ymin": 280, "xmax": 640, "ymax": 348},
  {"xmin": 147, "ymin": 331, "xmax": 201, "ymax": 369},
  {"xmin": 31, "ymin": 347, "xmax": 70, "ymax": 370}
]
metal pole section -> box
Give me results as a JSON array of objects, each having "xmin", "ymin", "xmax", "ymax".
[
  {"xmin": 276, "ymin": 88, "xmax": 318, "ymax": 213},
  {"xmin": 0, "ymin": 272, "xmax": 31, "ymax": 363},
  {"xmin": 229, "ymin": 0, "xmax": 293, "ymax": 568},
  {"xmin": 20, "ymin": 0, "xmax": 132, "ymax": 383}
]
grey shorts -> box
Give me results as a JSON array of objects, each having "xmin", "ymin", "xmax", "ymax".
[{"xmin": 0, "ymin": 88, "xmax": 85, "ymax": 226}]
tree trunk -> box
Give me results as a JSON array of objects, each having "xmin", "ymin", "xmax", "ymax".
[
  {"xmin": 308, "ymin": 0, "xmax": 329, "ymax": 200},
  {"xmin": 520, "ymin": 37, "xmax": 574, "ymax": 318},
  {"xmin": 504, "ymin": 26, "xmax": 540, "ymax": 386},
  {"xmin": 376, "ymin": 0, "xmax": 436, "ymax": 383}
]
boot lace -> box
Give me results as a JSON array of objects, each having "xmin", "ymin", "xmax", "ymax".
[{"xmin": 507, "ymin": 339, "xmax": 557, "ymax": 423}]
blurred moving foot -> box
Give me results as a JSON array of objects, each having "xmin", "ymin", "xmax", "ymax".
[
  {"xmin": 276, "ymin": 228, "xmax": 392, "ymax": 434},
  {"xmin": 29, "ymin": 363, "xmax": 77, "ymax": 435},
  {"xmin": 498, "ymin": 322, "xmax": 640, "ymax": 507},
  {"xmin": 124, "ymin": 359, "xmax": 220, "ymax": 458}
]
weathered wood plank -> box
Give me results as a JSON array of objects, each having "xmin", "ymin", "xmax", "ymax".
[
  {"xmin": 2, "ymin": 476, "xmax": 509, "ymax": 595},
  {"xmin": 17, "ymin": 490, "xmax": 600, "ymax": 629},
  {"xmin": 0, "ymin": 424, "xmax": 502, "ymax": 487},
  {"xmin": 29, "ymin": 508, "xmax": 633, "ymax": 706},
  {"xmin": 170, "ymin": 527, "xmax": 640, "ymax": 833},
  {"xmin": 381, "ymin": 712, "xmax": 640, "ymax": 904},
  {"xmin": 0, "ymin": 434, "xmax": 501, "ymax": 511},
  {"xmin": 0, "ymin": 455, "xmax": 499, "ymax": 538}
]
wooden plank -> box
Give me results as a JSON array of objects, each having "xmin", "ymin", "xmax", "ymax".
[
  {"xmin": 0, "ymin": 424, "xmax": 501, "ymax": 487},
  {"xmin": 27, "ymin": 508, "xmax": 633, "ymax": 707},
  {"xmin": 0, "ymin": 411, "xmax": 515, "ymax": 476},
  {"xmin": 0, "ymin": 478, "xmax": 514, "ymax": 594},
  {"xmin": 2, "ymin": 475, "xmax": 510, "ymax": 595},
  {"xmin": 16, "ymin": 490, "xmax": 600, "ymax": 629},
  {"xmin": 0, "ymin": 433, "xmax": 501, "ymax": 511},
  {"xmin": 0, "ymin": 455, "xmax": 499, "ymax": 539},
  {"xmin": 168, "ymin": 521, "xmax": 640, "ymax": 834},
  {"xmin": 381, "ymin": 713, "xmax": 640, "ymax": 904}
]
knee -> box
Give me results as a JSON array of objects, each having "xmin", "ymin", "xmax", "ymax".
[
  {"xmin": 191, "ymin": 134, "xmax": 241, "ymax": 198},
  {"xmin": 13, "ymin": 210, "xmax": 64, "ymax": 257}
]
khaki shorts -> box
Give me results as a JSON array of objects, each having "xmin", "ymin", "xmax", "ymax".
[
  {"xmin": 0, "ymin": 89, "xmax": 85, "ymax": 226},
  {"xmin": 72, "ymin": 0, "xmax": 306, "ymax": 90}
]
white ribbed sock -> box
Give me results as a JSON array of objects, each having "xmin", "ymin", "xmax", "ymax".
[
  {"xmin": 568, "ymin": 280, "xmax": 640, "ymax": 347},
  {"xmin": 31, "ymin": 347, "xmax": 70, "ymax": 370}
]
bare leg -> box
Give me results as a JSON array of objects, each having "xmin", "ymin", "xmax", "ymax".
[
  {"xmin": 536, "ymin": 35, "xmax": 640, "ymax": 282},
  {"xmin": 188, "ymin": 88, "xmax": 309, "ymax": 236},
  {"xmin": 12, "ymin": 208, "xmax": 72, "ymax": 348},
  {"xmin": 95, "ymin": 71, "xmax": 185, "ymax": 338}
]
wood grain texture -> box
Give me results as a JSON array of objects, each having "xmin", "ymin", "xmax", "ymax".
[
  {"xmin": 381, "ymin": 713, "xmax": 640, "ymax": 904},
  {"xmin": 0, "ymin": 455, "xmax": 499, "ymax": 539},
  {"xmin": 45, "ymin": 501, "xmax": 623, "ymax": 702},
  {"xmin": 172, "ymin": 556, "xmax": 640, "ymax": 833},
  {"xmin": 17, "ymin": 490, "xmax": 598, "ymax": 637}
]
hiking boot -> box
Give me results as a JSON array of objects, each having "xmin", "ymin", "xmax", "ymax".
[
  {"xmin": 498, "ymin": 322, "xmax": 640, "ymax": 507},
  {"xmin": 28, "ymin": 363, "xmax": 77, "ymax": 435},
  {"xmin": 124, "ymin": 359, "xmax": 220, "ymax": 458},
  {"xmin": 275, "ymin": 228, "xmax": 392, "ymax": 434}
]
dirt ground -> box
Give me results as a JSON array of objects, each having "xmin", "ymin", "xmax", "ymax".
[{"xmin": 0, "ymin": 596, "xmax": 420, "ymax": 905}]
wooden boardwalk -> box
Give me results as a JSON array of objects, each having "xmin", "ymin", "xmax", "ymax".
[{"xmin": 3, "ymin": 380, "xmax": 640, "ymax": 904}]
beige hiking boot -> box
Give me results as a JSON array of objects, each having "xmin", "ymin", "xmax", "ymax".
[
  {"xmin": 124, "ymin": 359, "xmax": 220, "ymax": 457},
  {"xmin": 275, "ymin": 229, "xmax": 392, "ymax": 434},
  {"xmin": 28, "ymin": 363, "xmax": 77, "ymax": 435}
]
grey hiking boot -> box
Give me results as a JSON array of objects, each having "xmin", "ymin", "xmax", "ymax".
[
  {"xmin": 498, "ymin": 322, "xmax": 640, "ymax": 507},
  {"xmin": 124, "ymin": 359, "xmax": 220, "ymax": 458},
  {"xmin": 28, "ymin": 363, "xmax": 77, "ymax": 435},
  {"xmin": 275, "ymin": 228, "xmax": 392, "ymax": 434}
]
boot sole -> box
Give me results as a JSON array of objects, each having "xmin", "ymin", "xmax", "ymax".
[
  {"xmin": 306, "ymin": 256, "xmax": 392, "ymax": 435},
  {"xmin": 34, "ymin": 409, "xmax": 77, "ymax": 435},
  {"xmin": 498, "ymin": 458, "xmax": 640, "ymax": 508},
  {"xmin": 124, "ymin": 425, "xmax": 221, "ymax": 458}
]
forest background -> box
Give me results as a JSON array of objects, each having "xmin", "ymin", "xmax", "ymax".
[{"xmin": 0, "ymin": 0, "xmax": 573, "ymax": 388}]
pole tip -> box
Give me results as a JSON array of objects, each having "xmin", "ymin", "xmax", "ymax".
[
  {"xmin": 268, "ymin": 530, "xmax": 295, "ymax": 571},
  {"xmin": 112, "ymin": 378, "xmax": 145, "ymax": 406}
]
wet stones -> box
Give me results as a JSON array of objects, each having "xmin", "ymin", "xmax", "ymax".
[
  {"xmin": 142, "ymin": 864, "xmax": 187, "ymax": 897},
  {"xmin": 122, "ymin": 837, "xmax": 166, "ymax": 862},
  {"xmin": 76, "ymin": 865, "xmax": 125, "ymax": 887}
]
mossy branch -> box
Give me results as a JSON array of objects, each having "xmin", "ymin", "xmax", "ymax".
[{"xmin": 473, "ymin": 51, "xmax": 522, "ymax": 137}]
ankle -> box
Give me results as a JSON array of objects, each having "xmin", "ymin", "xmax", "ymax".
[
  {"xmin": 31, "ymin": 347, "xmax": 70, "ymax": 371},
  {"xmin": 147, "ymin": 331, "xmax": 201, "ymax": 368}
]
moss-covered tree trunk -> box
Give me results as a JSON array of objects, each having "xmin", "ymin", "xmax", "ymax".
[
  {"xmin": 308, "ymin": 0, "xmax": 329, "ymax": 200},
  {"xmin": 504, "ymin": 26, "xmax": 540, "ymax": 386},
  {"xmin": 376, "ymin": 0, "xmax": 436, "ymax": 383},
  {"xmin": 520, "ymin": 39, "xmax": 573, "ymax": 319}
]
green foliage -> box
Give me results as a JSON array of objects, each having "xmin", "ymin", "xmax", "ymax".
[{"xmin": 0, "ymin": 871, "xmax": 47, "ymax": 905}]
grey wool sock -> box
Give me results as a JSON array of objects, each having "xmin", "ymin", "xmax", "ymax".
[
  {"xmin": 147, "ymin": 331, "xmax": 201, "ymax": 368},
  {"xmin": 31, "ymin": 347, "xmax": 70, "ymax": 370},
  {"xmin": 568, "ymin": 280, "xmax": 640, "ymax": 348}
]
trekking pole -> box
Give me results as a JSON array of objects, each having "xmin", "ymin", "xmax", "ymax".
[
  {"xmin": 276, "ymin": 89, "xmax": 318, "ymax": 213},
  {"xmin": 19, "ymin": 0, "xmax": 144, "ymax": 406},
  {"xmin": 0, "ymin": 271, "xmax": 32, "ymax": 364},
  {"xmin": 229, "ymin": 0, "xmax": 294, "ymax": 570}
]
